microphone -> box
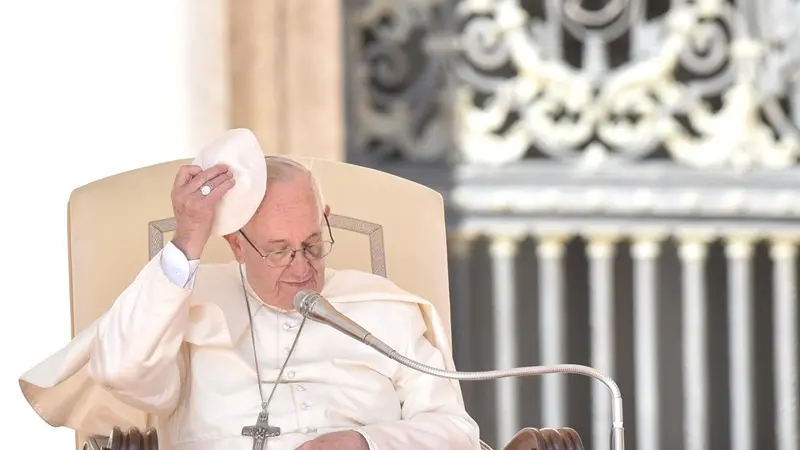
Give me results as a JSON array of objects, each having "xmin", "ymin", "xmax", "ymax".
[
  {"xmin": 294, "ymin": 290, "xmax": 625, "ymax": 450},
  {"xmin": 293, "ymin": 288, "xmax": 396, "ymax": 356}
]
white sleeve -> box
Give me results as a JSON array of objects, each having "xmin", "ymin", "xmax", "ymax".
[
  {"xmin": 88, "ymin": 247, "xmax": 195, "ymax": 416},
  {"xmin": 160, "ymin": 241, "xmax": 201, "ymax": 289},
  {"xmin": 354, "ymin": 430, "xmax": 379, "ymax": 450}
]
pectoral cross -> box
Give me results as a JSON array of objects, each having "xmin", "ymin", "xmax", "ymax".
[{"xmin": 242, "ymin": 410, "xmax": 281, "ymax": 450}]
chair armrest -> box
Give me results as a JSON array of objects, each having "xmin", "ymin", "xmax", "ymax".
[
  {"xmin": 480, "ymin": 427, "xmax": 585, "ymax": 450},
  {"xmin": 82, "ymin": 427, "xmax": 159, "ymax": 450}
]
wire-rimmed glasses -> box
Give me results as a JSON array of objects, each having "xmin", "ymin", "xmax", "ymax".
[{"xmin": 239, "ymin": 214, "xmax": 335, "ymax": 268}]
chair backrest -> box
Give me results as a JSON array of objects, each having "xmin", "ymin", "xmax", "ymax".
[{"xmin": 67, "ymin": 157, "xmax": 453, "ymax": 447}]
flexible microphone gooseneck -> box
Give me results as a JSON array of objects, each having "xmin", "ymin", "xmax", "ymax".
[{"xmin": 293, "ymin": 290, "xmax": 626, "ymax": 450}]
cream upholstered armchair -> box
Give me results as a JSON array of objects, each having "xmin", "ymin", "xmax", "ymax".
[
  {"xmin": 68, "ymin": 156, "xmax": 455, "ymax": 449},
  {"xmin": 64, "ymin": 157, "xmax": 583, "ymax": 450}
]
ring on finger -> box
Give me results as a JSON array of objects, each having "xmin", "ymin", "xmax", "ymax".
[{"xmin": 200, "ymin": 185, "xmax": 212, "ymax": 196}]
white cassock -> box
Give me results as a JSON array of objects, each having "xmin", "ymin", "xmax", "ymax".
[{"xmin": 19, "ymin": 242, "xmax": 481, "ymax": 450}]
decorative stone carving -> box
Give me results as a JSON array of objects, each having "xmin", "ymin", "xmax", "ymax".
[{"xmin": 347, "ymin": 0, "xmax": 800, "ymax": 170}]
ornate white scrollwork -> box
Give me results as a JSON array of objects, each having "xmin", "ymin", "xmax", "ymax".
[
  {"xmin": 347, "ymin": 0, "xmax": 457, "ymax": 163},
  {"xmin": 455, "ymin": 0, "xmax": 800, "ymax": 169},
  {"xmin": 348, "ymin": 0, "xmax": 800, "ymax": 170}
]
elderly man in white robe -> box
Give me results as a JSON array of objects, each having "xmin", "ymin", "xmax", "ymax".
[{"xmin": 19, "ymin": 137, "xmax": 481, "ymax": 450}]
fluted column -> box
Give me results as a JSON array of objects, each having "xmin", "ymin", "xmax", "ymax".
[
  {"xmin": 631, "ymin": 236, "xmax": 662, "ymax": 450},
  {"xmin": 725, "ymin": 236, "xmax": 756, "ymax": 450},
  {"xmin": 229, "ymin": 0, "xmax": 280, "ymax": 148},
  {"xmin": 489, "ymin": 234, "xmax": 523, "ymax": 445},
  {"xmin": 229, "ymin": 0, "xmax": 344, "ymax": 161},
  {"xmin": 770, "ymin": 239, "xmax": 799, "ymax": 450},
  {"xmin": 587, "ymin": 236, "xmax": 618, "ymax": 450},
  {"xmin": 679, "ymin": 236, "xmax": 711, "ymax": 450},
  {"xmin": 536, "ymin": 234, "xmax": 568, "ymax": 427}
]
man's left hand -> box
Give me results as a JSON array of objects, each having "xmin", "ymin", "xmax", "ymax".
[{"xmin": 294, "ymin": 430, "xmax": 369, "ymax": 450}]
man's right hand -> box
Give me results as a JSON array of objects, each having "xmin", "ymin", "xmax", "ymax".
[{"xmin": 170, "ymin": 164, "xmax": 235, "ymax": 260}]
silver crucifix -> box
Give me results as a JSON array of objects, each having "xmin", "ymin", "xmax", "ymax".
[{"xmin": 242, "ymin": 410, "xmax": 281, "ymax": 450}]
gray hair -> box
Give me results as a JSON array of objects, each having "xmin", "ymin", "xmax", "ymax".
[{"xmin": 263, "ymin": 155, "xmax": 326, "ymax": 219}]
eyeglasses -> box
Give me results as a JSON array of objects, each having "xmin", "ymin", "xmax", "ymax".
[{"xmin": 239, "ymin": 214, "xmax": 335, "ymax": 268}]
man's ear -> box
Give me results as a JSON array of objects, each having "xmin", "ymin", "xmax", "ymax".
[
  {"xmin": 324, "ymin": 204, "xmax": 331, "ymax": 217},
  {"xmin": 223, "ymin": 232, "xmax": 246, "ymax": 263}
]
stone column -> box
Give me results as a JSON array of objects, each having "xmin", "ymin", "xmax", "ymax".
[
  {"xmin": 678, "ymin": 234, "xmax": 711, "ymax": 450},
  {"xmin": 536, "ymin": 234, "xmax": 569, "ymax": 427},
  {"xmin": 228, "ymin": 0, "xmax": 345, "ymax": 161},
  {"xmin": 489, "ymin": 234, "xmax": 523, "ymax": 445},
  {"xmin": 186, "ymin": 0, "xmax": 232, "ymax": 152},
  {"xmin": 725, "ymin": 236, "xmax": 756, "ymax": 450},
  {"xmin": 631, "ymin": 236, "xmax": 662, "ymax": 450},
  {"xmin": 587, "ymin": 235, "xmax": 618, "ymax": 450},
  {"xmin": 228, "ymin": 0, "xmax": 280, "ymax": 151},
  {"xmin": 770, "ymin": 238, "xmax": 798, "ymax": 450}
]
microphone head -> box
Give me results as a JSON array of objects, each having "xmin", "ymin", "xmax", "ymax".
[
  {"xmin": 294, "ymin": 289, "xmax": 322, "ymax": 317},
  {"xmin": 292, "ymin": 289, "xmax": 373, "ymax": 343}
]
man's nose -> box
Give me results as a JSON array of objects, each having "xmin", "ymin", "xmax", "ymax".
[{"xmin": 287, "ymin": 250, "xmax": 311, "ymax": 276}]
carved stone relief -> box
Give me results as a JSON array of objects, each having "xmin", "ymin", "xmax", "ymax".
[{"xmin": 347, "ymin": 0, "xmax": 800, "ymax": 171}]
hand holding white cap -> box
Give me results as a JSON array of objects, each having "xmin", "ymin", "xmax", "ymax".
[{"xmin": 170, "ymin": 128, "xmax": 268, "ymax": 259}]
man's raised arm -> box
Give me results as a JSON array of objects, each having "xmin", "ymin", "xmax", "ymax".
[
  {"xmin": 88, "ymin": 241, "xmax": 198, "ymax": 415},
  {"xmin": 89, "ymin": 163, "xmax": 235, "ymax": 415}
]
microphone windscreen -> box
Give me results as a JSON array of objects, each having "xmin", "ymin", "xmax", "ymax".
[{"xmin": 293, "ymin": 289, "xmax": 320, "ymax": 314}]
